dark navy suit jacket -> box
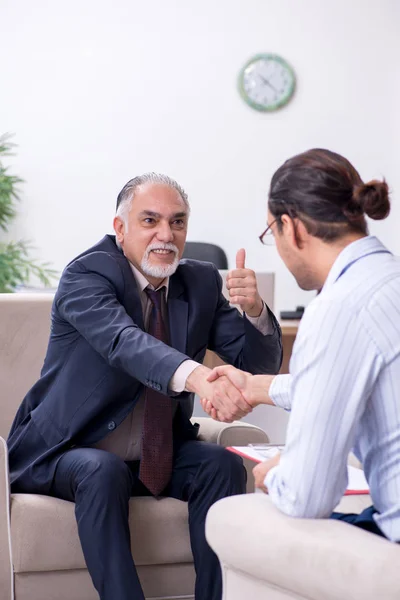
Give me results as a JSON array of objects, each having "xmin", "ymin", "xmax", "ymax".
[{"xmin": 8, "ymin": 235, "xmax": 282, "ymax": 493}]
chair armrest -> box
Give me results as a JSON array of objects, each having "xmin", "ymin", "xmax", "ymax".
[
  {"xmin": 206, "ymin": 494, "xmax": 400, "ymax": 600},
  {"xmin": 193, "ymin": 417, "xmax": 269, "ymax": 493},
  {"xmin": 194, "ymin": 416, "xmax": 269, "ymax": 446},
  {"xmin": 0, "ymin": 437, "xmax": 13, "ymax": 600}
]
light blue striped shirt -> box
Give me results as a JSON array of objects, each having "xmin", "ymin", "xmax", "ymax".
[{"xmin": 267, "ymin": 236, "xmax": 400, "ymax": 541}]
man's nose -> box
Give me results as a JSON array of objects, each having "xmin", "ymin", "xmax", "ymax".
[{"xmin": 156, "ymin": 221, "xmax": 174, "ymax": 242}]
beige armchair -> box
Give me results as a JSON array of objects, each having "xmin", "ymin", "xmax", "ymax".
[
  {"xmin": 0, "ymin": 293, "xmax": 269, "ymax": 600},
  {"xmin": 206, "ymin": 480, "xmax": 400, "ymax": 599}
]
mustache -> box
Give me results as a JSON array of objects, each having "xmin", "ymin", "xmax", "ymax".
[{"xmin": 144, "ymin": 242, "xmax": 179, "ymax": 256}]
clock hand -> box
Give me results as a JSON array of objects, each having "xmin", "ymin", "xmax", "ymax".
[{"xmin": 259, "ymin": 75, "xmax": 278, "ymax": 93}]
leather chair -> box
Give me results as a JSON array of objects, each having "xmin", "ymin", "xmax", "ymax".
[
  {"xmin": 182, "ymin": 242, "xmax": 228, "ymax": 269},
  {"xmin": 0, "ymin": 293, "xmax": 269, "ymax": 600}
]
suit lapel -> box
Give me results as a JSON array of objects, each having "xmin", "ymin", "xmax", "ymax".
[
  {"xmin": 97, "ymin": 236, "xmax": 145, "ymax": 330},
  {"xmin": 167, "ymin": 273, "xmax": 188, "ymax": 354},
  {"xmin": 90, "ymin": 236, "xmax": 189, "ymax": 342},
  {"xmin": 116, "ymin": 255, "xmax": 145, "ymax": 330}
]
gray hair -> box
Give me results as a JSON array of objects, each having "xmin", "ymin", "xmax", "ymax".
[{"xmin": 115, "ymin": 172, "xmax": 190, "ymax": 227}]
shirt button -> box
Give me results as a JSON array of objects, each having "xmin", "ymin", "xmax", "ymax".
[{"xmin": 107, "ymin": 421, "xmax": 116, "ymax": 431}]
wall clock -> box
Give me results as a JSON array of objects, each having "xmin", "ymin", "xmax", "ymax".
[{"xmin": 238, "ymin": 53, "xmax": 296, "ymax": 112}]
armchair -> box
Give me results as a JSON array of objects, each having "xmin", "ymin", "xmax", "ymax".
[
  {"xmin": 206, "ymin": 484, "xmax": 400, "ymax": 600},
  {"xmin": 0, "ymin": 293, "xmax": 269, "ymax": 600}
]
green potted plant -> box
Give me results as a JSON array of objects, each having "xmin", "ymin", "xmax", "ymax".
[{"xmin": 0, "ymin": 133, "xmax": 56, "ymax": 292}]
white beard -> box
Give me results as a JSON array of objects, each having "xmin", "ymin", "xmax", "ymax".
[{"xmin": 141, "ymin": 242, "xmax": 180, "ymax": 279}]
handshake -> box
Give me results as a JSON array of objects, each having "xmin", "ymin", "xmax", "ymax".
[{"xmin": 186, "ymin": 364, "xmax": 275, "ymax": 423}]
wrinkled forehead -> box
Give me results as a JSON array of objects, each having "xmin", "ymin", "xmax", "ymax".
[{"xmin": 131, "ymin": 183, "xmax": 188, "ymax": 217}]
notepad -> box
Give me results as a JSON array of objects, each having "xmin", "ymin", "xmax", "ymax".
[{"xmin": 227, "ymin": 445, "xmax": 370, "ymax": 496}]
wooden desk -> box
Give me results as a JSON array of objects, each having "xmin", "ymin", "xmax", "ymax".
[{"xmin": 279, "ymin": 320, "xmax": 299, "ymax": 374}]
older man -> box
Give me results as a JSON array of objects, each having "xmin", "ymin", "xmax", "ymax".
[{"xmin": 8, "ymin": 173, "xmax": 282, "ymax": 600}]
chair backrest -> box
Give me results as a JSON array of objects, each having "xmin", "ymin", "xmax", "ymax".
[
  {"xmin": 0, "ymin": 293, "xmax": 54, "ymax": 439},
  {"xmin": 182, "ymin": 242, "xmax": 228, "ymax": 269}
]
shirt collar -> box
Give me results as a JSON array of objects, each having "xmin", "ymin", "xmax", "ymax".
[
  {"xmin": 129, "ymin": 262, "xmax": 170, "ymax": 298},
  {"xmin": 322, "ymin": 235, "xmax": 391, "ymax": 293}
]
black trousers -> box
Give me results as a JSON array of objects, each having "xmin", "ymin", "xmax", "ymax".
[
  {"xmin": 50, "ymin": 440, "xmax": 246, "ymax": 600},
  {"xmin": 331, "ymin": 505, "xmax": 386, "ymax": 538}
]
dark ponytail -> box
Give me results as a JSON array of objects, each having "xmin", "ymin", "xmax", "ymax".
[{"xmin": 352, "ymin": 180, "xmax": 390, "ymax": 221}]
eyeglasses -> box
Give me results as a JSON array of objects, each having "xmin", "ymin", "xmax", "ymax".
[{"xmin": 259, "ymin": 219, "xmax": 277, "ymax": 246}]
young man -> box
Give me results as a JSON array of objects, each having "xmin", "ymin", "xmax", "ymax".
[{"xmin": 205, "ymin": 149, "xmax": 400, "ymax": 542}]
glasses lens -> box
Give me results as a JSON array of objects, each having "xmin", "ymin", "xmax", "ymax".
[
  {"xmin": 264, "ymin": 230, "xmax": 275, "ymax": 246},
  {"xmin": 260, "ymin": 221, "xmax": 276, "ymax": 245}
]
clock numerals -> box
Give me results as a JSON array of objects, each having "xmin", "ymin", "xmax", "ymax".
[{"xmin": 239, "ymin": 54, "xmax": 295, "ymax": 112}]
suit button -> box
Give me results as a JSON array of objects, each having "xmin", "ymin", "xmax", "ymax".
[{"xmin": 107, "ymin": 421, "xmax": 116, "ymax": 431}]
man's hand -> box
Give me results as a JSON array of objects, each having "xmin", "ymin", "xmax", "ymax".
[
  {"xmin": 253, "ymin": 453, "xmax": 281, "ymax": 493},
  {"xmin": 205, "ymin": 365, "xmax": 276, "ymax": 408},
  {"xmin": 226, "ymin": 249, "xmax": 264, "ymax": 317},
  {"xmin": 186, "ymin": 365, "xmax": 252, "ymax": 422}
]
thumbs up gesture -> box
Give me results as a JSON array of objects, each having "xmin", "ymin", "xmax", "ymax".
[{"xmin": 226, "ymin": 249, "xmax": 264, "ymax": 317}]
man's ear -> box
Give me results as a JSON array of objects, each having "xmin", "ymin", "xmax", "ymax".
[
  {"xmin": 294, "ymin": 219, "xmax": 310, "ymax": 250},
  {"xmin": 113, "ymin": 216, "xmax": 125, "ymax": 245},
  {"xmin": 281, "ymin": 214, "xmax": 308, "ymax": 250},
  {"xmin": 281, "ymin": 214, "xmax": 297, "ymax": 248}
]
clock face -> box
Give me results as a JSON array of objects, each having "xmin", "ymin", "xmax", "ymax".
[{"xmin": 238, "ymin": 54, "xmax": 296, "ymax": 112}]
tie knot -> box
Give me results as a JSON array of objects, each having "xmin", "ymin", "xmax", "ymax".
[{"xmin": 145, "ymin": 287, "xmax": 165, "ymax": 311}]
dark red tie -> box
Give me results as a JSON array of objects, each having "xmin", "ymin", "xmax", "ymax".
[{"xmin": 139, "ymin": 287, "xmax": 173, "ymax": 496}]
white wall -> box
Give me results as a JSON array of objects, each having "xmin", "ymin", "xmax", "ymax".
[{"xmin": 1, "ymin": 0, "xmax": 399, "ymax": 313}]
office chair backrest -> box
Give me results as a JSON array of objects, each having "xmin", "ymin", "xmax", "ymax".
[{"xmin": 182, "ymin": 242, "xmax": 228, "ymax": 269}]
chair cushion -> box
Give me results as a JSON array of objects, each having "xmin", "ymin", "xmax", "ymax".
[{"xmin": 11, "ymin": 494, "xmax": 193, "ymax": 573}]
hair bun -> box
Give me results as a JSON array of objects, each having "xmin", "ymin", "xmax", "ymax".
[{"xmin": 352, "ymin": 179, "xmax": 390, "ymax": 221}]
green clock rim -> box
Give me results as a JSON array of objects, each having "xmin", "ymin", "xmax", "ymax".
[{"xmin": 238, "ymin": 53, "xmax": 296, "ymax": 112}]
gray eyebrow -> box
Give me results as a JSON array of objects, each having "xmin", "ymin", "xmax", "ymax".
[{"xmin": 138, "ymin": 210, "xmax": 188, "ymax": 219}]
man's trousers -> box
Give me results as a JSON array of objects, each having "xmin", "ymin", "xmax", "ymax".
[{"xmin": 50, "ymin": 439, "xmax": 246, "ymax": 600}]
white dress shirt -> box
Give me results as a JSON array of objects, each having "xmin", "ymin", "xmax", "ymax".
[{"xmin": 267, "ymin": 236, "xmax": 400, "ymax": 541}]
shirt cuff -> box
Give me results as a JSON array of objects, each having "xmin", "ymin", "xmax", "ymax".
[
  {"xmin": 264, "ymin": 464, "xmax": 279, "ymax": 492},
  {"xmin": 265, "ymin": 464, "xmax": 299, "ymax": 516},
  {"xmin": 245, "ymin": 303, "xmax": 274, "ymax": 335},
  {"xmin": 169, "ymin": 360, "xmax": 201, "ymax": 393},
  {"xmin": 269, "ymin": 374, "xmax": 292, "ymax": 410}
]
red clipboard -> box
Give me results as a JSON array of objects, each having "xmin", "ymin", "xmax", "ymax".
[{"xmin": 227, "ymin": 446, "xmax": 370, "ymax": 496}]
